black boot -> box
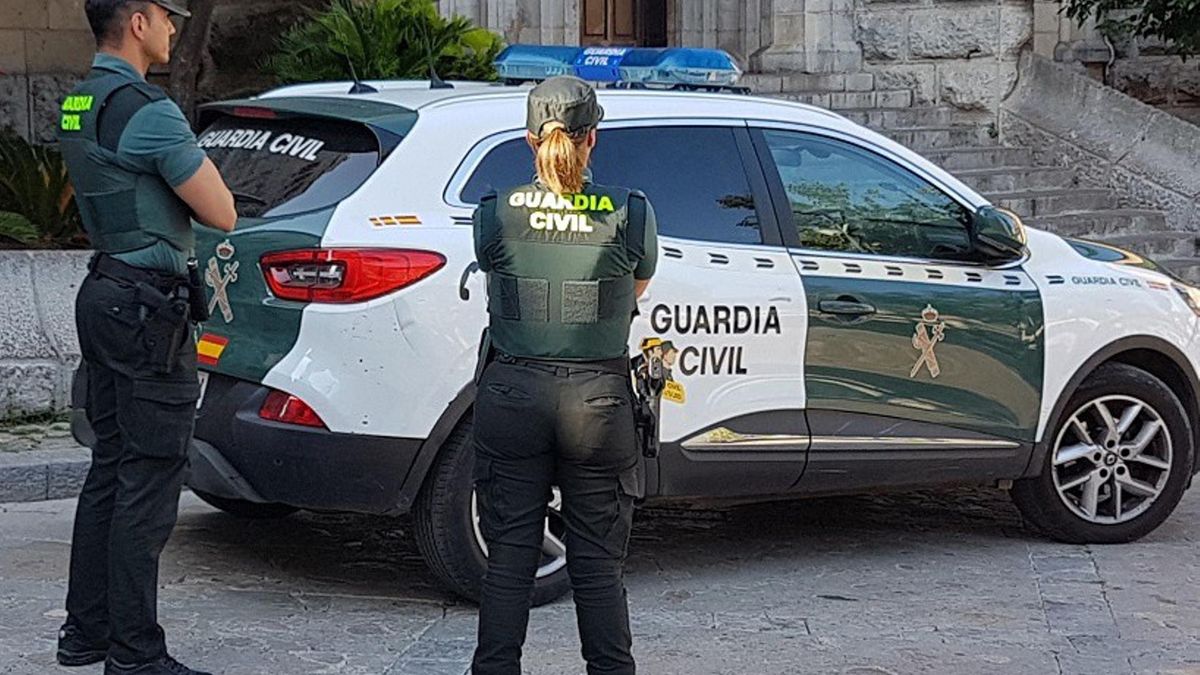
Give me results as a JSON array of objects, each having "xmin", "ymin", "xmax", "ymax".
[
  {"xmin": 56, "ymin": 622, "xmax": 109, "ymax": 667},
  {"xmin": 104, "ymin": 654, "xmax": 213, "ymax": 675}
]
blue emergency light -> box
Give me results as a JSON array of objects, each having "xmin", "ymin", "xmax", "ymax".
[{"xmin": 494, "ymin": 45, "xmax": 744, "ymax": 90}]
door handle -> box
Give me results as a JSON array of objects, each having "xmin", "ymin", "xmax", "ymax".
[
  {"xmin": 818, "ymin": 298, "xmax": 877, "ymax": 317},
  {"xmin": 459, "ymin": 262, "xmax": 480, "ymax": 301}
]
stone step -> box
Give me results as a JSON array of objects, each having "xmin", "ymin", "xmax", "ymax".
[
  {"xmin": 774, "ymin": 89, "xmax": 914, "ymax": 109},
  {"xmin": 881, "ymin": 125, "xmax": 999, "ymax": 150},
  {"xmin": 836, "ymin": 107, "xmax": 995, "ymax": 131},
  {"xmin": 1026, "ymin": 209, "xmax": 1169, "ymax": 238},
  {"xmin": 1156, "ymin": 257, "xmax": 1200, "ymax": 284},
  {"xmin": 920, "ymin": 146, "xmax": 1033, "ymax": 170},
  {"xmin": 953, "ymin": 166, "xmax": 1079, "ymax": 193},
  {"xmin": 984, "ymin": 188, "xmax": 1116, "ymax": 218},
  {"xmin": 1098, "ymin": 231, "xmax": 1199, "ymax": 258}
]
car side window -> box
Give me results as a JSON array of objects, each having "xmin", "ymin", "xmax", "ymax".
[
  {"xmin": 460, "ymin": 126, "xmax": 762, "ymax": 245},
  {"xmin": 759, "ymin": 129, "xmax": 971, "ymax": 260}
]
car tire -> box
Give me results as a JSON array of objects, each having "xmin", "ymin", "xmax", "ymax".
[
  {"xmin": 413, "ymin": 417, "xmax": 571, "ymax": 606},
  {"xmin": 1012, "ymin": 362, "xmax": 1194, "ymax": 543},
  {"xmin": 191, "ymin": 489, "xmax": 300, "ymax": 519}
]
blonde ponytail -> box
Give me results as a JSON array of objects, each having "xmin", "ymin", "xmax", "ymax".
[{"xmin": 534, "ymin": 122, "xmax": 588, "ymax": 196}]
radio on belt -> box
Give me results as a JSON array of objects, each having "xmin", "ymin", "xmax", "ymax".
[{"xmin": 494, "ymin": 45, "xmax": 744, "ymax": 91}]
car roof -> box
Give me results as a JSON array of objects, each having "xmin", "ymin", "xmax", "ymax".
[
  {"xmin": 255, "ymin": 79, "xmax": 987, "ymax": 209},
  {"xmin": 257, "ymin": 79, "xmax": 847, "ymax": 127}
]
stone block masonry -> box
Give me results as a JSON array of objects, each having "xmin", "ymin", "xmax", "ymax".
[
  {"xmin": 1002, "ymin": 54, "xmax": 1200, "ymax": 232},
  {"xmin": 855, "ymin": 0, "xmax": 1033, "ymax": 113},
  {"xmin": 0, "ymin": 0, "xmax": 92, "ymax": 140},
  {"xmin": 0, "ymin": 252, "xmax": 90, "ymax": 419}
]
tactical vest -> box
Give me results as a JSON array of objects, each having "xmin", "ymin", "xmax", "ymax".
[
  {"xmin": 478, "ymin": 182, "xmax": 649, "ymax": 360},
  {"xmin": 57, "ymin": 66, "xmax": 194, "ymax": 256}
]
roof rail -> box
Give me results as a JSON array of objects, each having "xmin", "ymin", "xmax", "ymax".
[{"xmin": 494, "ymin": 45, "xmax": 749, "ymax": 94}]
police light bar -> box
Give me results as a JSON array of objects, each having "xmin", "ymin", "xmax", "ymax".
[{"xmin": 495, "ymin": 45, "xmax": 743, "ymax": 90}]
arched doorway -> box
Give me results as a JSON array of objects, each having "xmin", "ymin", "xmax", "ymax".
[{"xmin": 581, "ymin": 0, "xmax": 667, "ymax": 47}]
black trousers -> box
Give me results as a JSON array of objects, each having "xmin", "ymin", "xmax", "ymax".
[
  {"xmin": 472, "ymin": 357, "xmax": 642, "ymax": 675},
  {"xmin": 65, "ymin": 269, "xmax": 200, "ymax": 665}
]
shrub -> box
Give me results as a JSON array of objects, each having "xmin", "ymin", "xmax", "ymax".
[
  {"xmin": 268, "ymin": 0, "xmax": 504, "ymax": 84},
  {"xmin": 0, "ymin": 134, "xmax": 84, "ymax": 249},
  {"xmin": 1064, "ymin": 0, "xmax": 1200, "ymax": 57}
]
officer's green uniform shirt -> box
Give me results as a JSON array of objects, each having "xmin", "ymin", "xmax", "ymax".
[{"xmin": 69, "ymin": 55, "xmax": 207, "ymax": 275}]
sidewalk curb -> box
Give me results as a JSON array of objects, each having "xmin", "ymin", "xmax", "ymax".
[{"xmin": 0, "ymin": 446, "xmax": 91, "ymax": 503}]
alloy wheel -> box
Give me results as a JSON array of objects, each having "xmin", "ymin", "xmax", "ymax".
[{"xmin": 1051, "ymin": 395, "xmax": 1172, "ymax": 524}]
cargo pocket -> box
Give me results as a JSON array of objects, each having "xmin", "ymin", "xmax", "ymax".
[
  {"xmin": 128, "ymin": 378, "xmax": 201, "ymax": 459},
  {"xmin": 604, "ymin": 464, "xmax": 643, "ymax": 558}
]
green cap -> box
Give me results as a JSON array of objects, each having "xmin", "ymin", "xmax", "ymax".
[
  {"xmin": 526, "ymin": 76, "xmax": 604, "ymax": 137},
  {"xmin": 152, "ymin": 0, "xmax": 191, "ymax": 17}
]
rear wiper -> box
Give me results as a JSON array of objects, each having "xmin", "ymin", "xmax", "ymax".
[{"xmin": 231, "ymin": 190, "xmax": 267, "ymax": 206}]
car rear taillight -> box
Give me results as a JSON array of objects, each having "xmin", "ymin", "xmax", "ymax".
[
  {"xmin": 260, "ymin": 249, "xmax": 445, "ymax": 303},
  {"xmin": 259, "ymin": 390, "xmax": 326, "ymax": 429}
]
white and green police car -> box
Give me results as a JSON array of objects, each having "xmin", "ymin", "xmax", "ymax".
[{"xmin": 76, "ymin": 47, "xmax": 1200, "ymax": 604}]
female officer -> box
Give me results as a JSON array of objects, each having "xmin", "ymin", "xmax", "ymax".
[{"xmin": 471, "ymin": 76, "xmax": 658, "ymax": 675}]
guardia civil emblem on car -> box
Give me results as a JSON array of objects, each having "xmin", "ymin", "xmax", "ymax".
[
  {"xmin": 205, "ymin": 239, "xmax": 238, "ymax": 323},
  {"xmin": 911, "ymin": 304, "xmax": 946, "ymax": 379}
]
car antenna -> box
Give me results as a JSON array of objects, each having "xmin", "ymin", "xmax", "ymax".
[
  {"xmin": 346, "ymin": 56, "xmax": 379, "ymax": 95},
  {"xmin": 420, "ymin": 21, "xmax": 453, "ymax": 90}
]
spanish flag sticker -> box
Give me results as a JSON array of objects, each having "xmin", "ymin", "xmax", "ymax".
[
  {"xmin": 370, "ymin": 215, "xmax": 422, "ymax": 228},
  {"xmin": 197, "ymin": 333, "xmax": 229, "ymax": 367}
]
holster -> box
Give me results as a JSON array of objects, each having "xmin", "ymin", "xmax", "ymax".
[
  {"xmin": 186, "ymin": 258, "xmax": 211, "ymax": 323},
  {"xmin": 631, "ymin": 353, "xmax": 664, "ymax": 458},
  {"xmin": 474, "ymin": 328, "xmax": 496, "ymax": 385},
  {"xmin": 135, "ymin": 281, "xmax": 190, "ymax": 374}
]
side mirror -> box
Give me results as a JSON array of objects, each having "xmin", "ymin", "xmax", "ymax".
[{"xmin": 970, "ymin": 206, "xmax": 1028, "ymax": 263}]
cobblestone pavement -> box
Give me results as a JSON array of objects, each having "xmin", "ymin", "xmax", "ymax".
[{"xmin": 1, "ymin": 486, "xmax": 1198, "ymax": 675}]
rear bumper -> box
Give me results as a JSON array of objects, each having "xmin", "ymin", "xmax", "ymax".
[{"xmin": 190, "ymin": 372, "xmax": 424, "ymax": 514}]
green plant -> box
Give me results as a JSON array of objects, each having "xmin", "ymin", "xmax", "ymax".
[
  {"xmin": 1064, "ymin": 0, "xmax": 1200, "ymax": 57},
  {"xmin": 0, "ymin": 211, "xmax": 38, "ymax": 248},
  {"xmin": 0, "ymin": 134, "xmax": 84, "ymax": 249},
  {"xmin": 268, "ymin": 0, "xmax": 504, "ymax": 84}
]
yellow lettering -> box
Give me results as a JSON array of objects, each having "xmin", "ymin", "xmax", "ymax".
[
  {"xmin": 573, "ymin": 194, "xmax": 589, "ymax": 210},
  {"xmin": 61, "ymin": 95, "xmax": 94, "ymax": 113},
  {"xmin": 60, "ymin": 114, "xmax": 82, "ymax": 131},
  {"xmin": 597, "ymin": 196, "xmax": 614, "ymax": 212}
]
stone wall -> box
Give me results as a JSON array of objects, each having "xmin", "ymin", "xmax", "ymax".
[
  {"xmin": 854, "ymin": 0, "xmax": 1032, "ymax": 113},
  {"xmin": 1002, "ymin": 54, "xmax": 1200, "ymax": 232},
  {"xmin": 0, "ymin": 252, "xmax": 90, "ymax": 420},
  {"xmin": 0, "ymin": 0, "xmax": 319, "ymax": 142},
  {"xmin": 0, "ymin": 0, "xmax": 93, "ymax": 142},
  {"xmin": 1029, "ymin": 2, "xmax": 1200, "ymax": 125}
]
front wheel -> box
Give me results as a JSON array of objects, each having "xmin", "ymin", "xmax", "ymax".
[
  {"xmin": 413, "ymin": 418, "xmax": 571, "ymax": 605},
  {"xmin": 1012, "ymin": 362, "xmax": 1194, "ymax": 543}
]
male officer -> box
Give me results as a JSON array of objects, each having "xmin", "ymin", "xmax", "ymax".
[{"xmin": 55, "ymin": 2, "xmax": 236, "ymax": 674}]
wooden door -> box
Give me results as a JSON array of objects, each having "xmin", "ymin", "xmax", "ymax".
[{"xmin": 582, "ymin": 0, "xmax": 638, "ymax": 46}]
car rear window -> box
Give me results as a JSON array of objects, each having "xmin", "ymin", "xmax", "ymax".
[{"xmin": 197, "ymin": 115, "xmax": 381, "ymax": 218}]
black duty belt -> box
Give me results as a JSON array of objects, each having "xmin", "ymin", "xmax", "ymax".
[
  {"xmin": 88, "ymin": 253, "xmax": 185, "ymax": 295},
  {"xmin": 496, "ymin": 352, "xmax": 630, "ymax": 377}
]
